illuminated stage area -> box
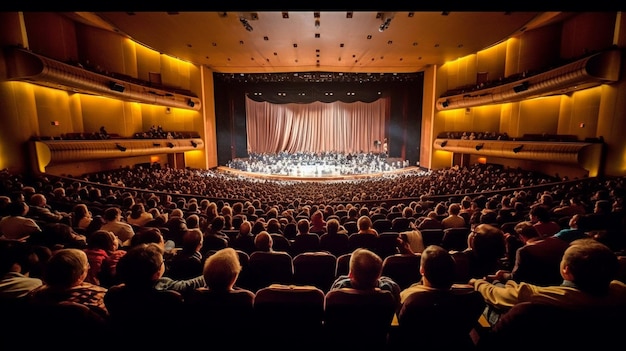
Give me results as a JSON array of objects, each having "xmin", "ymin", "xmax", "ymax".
[{"xmin": 221, "ymin": 152, "xmax": 416, "ymax": 181}]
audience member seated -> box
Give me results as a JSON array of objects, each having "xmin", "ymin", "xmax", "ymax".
[
  {"xmin": 469, "ymin": 239, "xmax": 626, "ymax": 323},
  {"xmin": 101, "ymin": 207, "xmax": 135, "ymax": 247},
  {"xmin": 330, "ymin": 248, "xmax": 401, "ymax": 307},
  {"xmin": 27, "ymin": 222, "xmax": 87, "ymax": 250},
  {"xmin": 290, "ymin": 218, "xmax": 321, "ymax": 256},
  {"xmin": 0, "ymin": 201, "xmax": 42, "ymax": 241},
  {"xmin": 27, "ymin": 248, "xmax": 108, "ymax": 317},
  {"xmin": 27, "ymin": 193, "xmax": 71, "ymax": 225},
  {"xmin": 83, "ymin": 230, "xmax": 127, "ymax": 288},
  {"xmin": 0, "ymin": 240, "xmax": 43, "ymax": 299},
  {"xmin": 184, "ymin": 247, "xmax": 255, "ymax": 342},
  {"xmin": 166, "ymin": 229, "xmax": 204, "ymax": 280},
  {"xmin": 494, "ymin": 221, "xmax": 568, "ymax": 287},
  {"xmin": 452, "ymin": 223, "xmax": 507, "ymax": 281},
  {"xmin": 552, "ymin": 214, "xmax": 591, "ymax": 243},
  {"xmin": 529, "ymin": 205, "xmax": 561, "ymax": 237},
  {"xmin": 126, "ymin": 203, "xmax": 153, "ymax": 227},
  {"xmin": 394, "ymin": 245, "xmax": 485, "ymax": 348},
  {"xmin": 319, "ymin": 218, "xmax": 351, "ymax": 257}
]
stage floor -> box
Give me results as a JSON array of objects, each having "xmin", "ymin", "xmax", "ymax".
[{"xmin": 216, "ymin": 165, "xmax": 422, "ymax": 182}]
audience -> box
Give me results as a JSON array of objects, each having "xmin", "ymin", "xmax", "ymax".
[
  {"xmin": 27, "ymin": 248, "xmax": 108, "ymax": 316},
  {"xmin": 469, "ymin": 239, "xmax": 626, "ymax": 311},
  {"xmin": 330, "ymin": 248, "xmax": 401, "ymax": 306}
]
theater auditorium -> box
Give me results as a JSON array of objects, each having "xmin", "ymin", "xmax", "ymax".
[{"xmin": 1, "ymin": 11, "xmax": 626, "ymax": 349}]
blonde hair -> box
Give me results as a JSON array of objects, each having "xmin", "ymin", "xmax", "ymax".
[{"xmin": 203, "ymin": 248, "xmax": 241, "ymax": 291}]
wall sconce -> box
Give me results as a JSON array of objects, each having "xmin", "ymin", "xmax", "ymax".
[
  {"xmin": 440, "ymin": 140, "xmax": 448, "ymax": 147},
  {"xmin": 513, "ymin": 81, "xmax": 529, "ymax": 93},
  {"xmin": 167, "ymin": 142, "xmax": 175, "ymax": 148},
  {"xmin": 190, "ymin": 140, "xmax": 198, "ymax": 148},
  {"xmin": 115, "ymin": 143, "xmax": 127, "ymax": 152},
  {"xmin": 475, "ymin": 143, "xmax": 484, "ymax": 151},
  {"xmin": 513, "ymin": 145, "xmax": 524, "ymax": 153},
  {"xmin": 187, "ymin": 99, "xmax": 195, "ymax": 108},
  {"xmin": 441, "ymin": 100, "xmax": 450, "ymax": 108}
]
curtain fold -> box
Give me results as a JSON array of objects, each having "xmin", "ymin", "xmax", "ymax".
[{"xmin": 246, "ymin": 97, "xmax": 389, "ymax": 154}]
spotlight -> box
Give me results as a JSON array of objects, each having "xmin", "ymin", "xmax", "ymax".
[
  {"xmin": 441, "ymin": 100, "xmax": 450, "ymax": 108},
  {"xmin": 513, "ymin": 145, "xmax": 523, "ymax": 153},
  {"xmin": 109, "ymin": 81, "xmax": 125, "ymax": 92},
  {"xmin": 440, "ymin": 140, "xmax": 448, "ymax": 147},
  {"xmin": 187, "ymin": 99, "xmax": 195, "ymax": 108},
  {"xmin": 191, "ymin": 140, "xmax": 198, "ymax": 148},
  {"xmin": 167, "ymin": 142, "xmax": 175, "ymax": 148},
  {"xmin": 115, "ymin": 143, "xmax": 127, "ymax": 152},
  {"xmin": 379, "ymin": 17, "xmax": 392, "ymax": 32},
  {"xmin": 475, "ymin": 143, "xmax": 484, "ymax": 151},
  {"xmin": 240, "ymin": 17, "xmax": 253, "ymax": 31}
]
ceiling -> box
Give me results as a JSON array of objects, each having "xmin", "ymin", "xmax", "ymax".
[{"xmin": 66, "ymin": 11, "xmax": 569, "ymax": 74}]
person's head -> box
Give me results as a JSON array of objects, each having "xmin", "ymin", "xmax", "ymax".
[
  {"xmin": 129, "ymin": 203, "xmax": 146, "ymax": 219},
  {"xmin": 251, "ymin": 220, "xmax": 266, "ymax": 235},
  {"xmin": 130, "ymin": 227, "xmax": 164, "ymax": 249},
  {"xmin": 514, "ymin": 221, "xmax": 540, "ymax": 242},
  {"xmin": 468, "ymin": 223, "xmax": 506, "ymax": 260},
  {"xmin": 297, "ymin": 218, "xmax": 310, "ymax": 235},
  {"xmin": 348, "ymin": 248, "xmax": 383, "ymax": 290},
  {"xmin": 448, "ymin": 203, "xmax": 461, "ymax": 216},
  {"xmin": 72, "ymin": 203, "xmax": 91, "ymax": 220},
  {"xmin": 7, "ymin": 201, "xmax": 29, "ymax": 216},
  {"xmin": 594, "ymin": 200, "xmax": 612, "ymax": 214},
  {"xmin": 420, "ymin": 245, "xmax": 456, "ymax": 289},
  {"xmin": 103, "ymin": 207, "xmax": 122, "ymax": 222},
  {"xmin": 266, "ymin": 218, "xmax": 281, "ymax": 234},
  {"xmin": 254, "ymin": 231, "xmax": 273, "ymax": 252},
  {"xmin": 0, "ymin": 240, "xmax": 36, "ymax": 275},
  {"xmin": 529, "ymin": 205, "xmax": 551, "ymax": 223},
  {"xmin": 203, "ymin": 247, "xmax": 242, "ymax": 291},
  {"xmin": 560, "ymin": 239, "xmax": 618, "ymax": 295},
  {"xmin": 186, "ymin": 214, "xmax": 200, "ymax": 229},
  {"xmin": 357, "ymin": 215, "xmax": 373, "ymax": 231},
  {"xmin": 29, "ymin": 193, "xmax": 47, "ymax": 207},
  {"xmin": 88, "ymin": 230, "xmax": 119, "ymax": 252},
  {"xmin": 326, "ymin": 218, "xmax": 340, "ymax": 235},
  {"xmin": 181, "ymin": 229, "xmax": 203, "ymax": 253},
  {"xmin": 43, "ymin": 248, "xmax": 89, "ymax": 289},
  {"xmin": 116, "ymin": 243, "xmax": 165, "ymax": 287},
  {"xmin": 210, "ymin": 216, "xmax": 225, "ymax": 232},
  {"xmin": 239, "ymin": 220, "xmax": 252, "ymax": 236}
]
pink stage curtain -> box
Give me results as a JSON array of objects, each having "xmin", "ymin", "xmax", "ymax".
[{"xmin": 245, "ymin": 97, "xmax": 389, "ymax": 154}]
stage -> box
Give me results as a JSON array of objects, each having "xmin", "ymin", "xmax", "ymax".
[{"xmin": 216, "ymin": 163, "xmax": 422, "ymax": 182}]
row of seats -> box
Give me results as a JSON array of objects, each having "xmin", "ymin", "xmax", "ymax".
[
  {"xmin": 227, "ymin": 250, "xmax": 423, "ymax": 293},
  {"xmin": 2, "ymin": 283, "xmax": 485, "ymax": 350}
]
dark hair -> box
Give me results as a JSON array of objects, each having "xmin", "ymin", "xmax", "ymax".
[
  {"xmin": 421, "ymin": 245, "xmax": 455, "ymax": 289},
  {"xmin": 117, "ymin": 243, "xmax": 164, "ymax": 287}
]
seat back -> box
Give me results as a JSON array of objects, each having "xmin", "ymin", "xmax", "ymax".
[
  {"xmin": 376, "ymin": 232, "xmax": 400, "ymax": 259},
  {"xmin": 254, "ymin": 284, "xmax": 325, "ymax": 348},
  {"xmin": 420, "ymin": 228, "xmax": 444, "ymax": 247},
  {"xmin": 104, "ymin": 285, "xmax": 185, "ymax": 347},
  {"xmin": 335, "ymin": 253, "xmax": 352, "ymax": 277},
  {"xmin": 324, "ymin": 288, "xmax": 396, "ymax": 348},
  {"xmin": 481, "ymin": 302, "xmax": 626, "ymax": 350},
  {"xmin": 396, "ymin": 288, "xmax": 485, "ymax": 348},
  {"xmin": 290, "ymin": 233, "xmax": 320, "ymax": 256},
  {"xmin": 373, "ymin": 218, "xmax": 393, "ymax": 233},
  {"xmin": 184, "ymin": 288, "xmax": 255, "ymax": 340},
  {"xmin": 270, "ymin": 233, "xmax": 292, "ymax": 253},
  {"xmin": 319, "ymin": 232, "xmax": 351, "ymax": 257},
  {"xmin": 343, "ymin": 221, "xmax": 358, "ymax": 235},
  {"xmin": 441, "ymin": 227, "xmax": 471, "ymax": 251},
  {"xmin": 348, "ymin": 232, "xmax": 378, "ymax": 252},
  {"xmin": 391, "ymin": 217, "xmax": 411, "ymax": 232},
  {"xmin": 293, "ymin": 251, "xmax": 337, "ymax": 292},
  {"xmin": 381, "ymin": 253, "xmax": 422, "ymax": 290},
  {"xmin": 248, "ymin": 251, "xmax": 293, "ymax": 291}
]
